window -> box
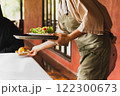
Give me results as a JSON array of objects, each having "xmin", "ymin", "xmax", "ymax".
[
  {"xmin": 42, "ymin": 0, "xmax": 71, "ymax": 60},
  {"xmin": 1, "ymin": 0, "xmax": 24, "ymax": 32}
]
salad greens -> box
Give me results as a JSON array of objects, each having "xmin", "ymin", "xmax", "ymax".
[{"xmin": 30, "ymin": 26, "xmax": 54, "ymax": 34}]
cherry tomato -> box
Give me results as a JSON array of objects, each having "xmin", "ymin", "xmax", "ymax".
[{"xmin": 42, "ymin": 27, "xmax": 47, "ymax": 30}]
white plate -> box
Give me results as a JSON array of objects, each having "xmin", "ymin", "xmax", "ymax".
[
  {"xmin": 15, "ymin": 51, "xmax": 29, "ymax": 56},
  {"xmin": 27, "ymin": 33, "xmax": 52, "ymax": 36}
]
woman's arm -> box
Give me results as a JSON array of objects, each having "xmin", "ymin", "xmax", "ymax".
[
  {"xmin": 27, "ymin": 41, "xmax": 56, "ymax": 56},
  {"xmin": 28, "ymin": 29, "xmax": 85, "ymax": 56},
  {"xmin": 51, "ymin": 29, "xmax": 85, "ymax": 46}
]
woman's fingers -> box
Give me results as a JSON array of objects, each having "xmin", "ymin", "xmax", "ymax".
[
  {"xmin": 27, "ymin": 49, "xmax": 37, "ymax": 56},
  {"xmin": 48, "ymin": 33, "xmax": 69, "ymax": 46}
]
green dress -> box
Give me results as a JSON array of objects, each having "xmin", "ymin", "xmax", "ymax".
[{"xmin": 58, "ymin": 11, "xmax": 111, "ymax": 80}]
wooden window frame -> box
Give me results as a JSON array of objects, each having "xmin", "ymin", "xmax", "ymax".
[{"xmin": 42, "ymin": 0, "xmax": 71, "ymax": 61}]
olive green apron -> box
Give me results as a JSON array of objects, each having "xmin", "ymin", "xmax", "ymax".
[{"xmin": 58, "ymin": 11, "xmax": 111, "ymax": 80}]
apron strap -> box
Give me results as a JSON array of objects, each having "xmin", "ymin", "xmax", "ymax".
[
  {"xmin": 65, "ymin": 0, "xmax": 69, "ymax": 15},
  {"xmin": 60, "ymin": 0, "xmax": 69, "ymax": 15}
]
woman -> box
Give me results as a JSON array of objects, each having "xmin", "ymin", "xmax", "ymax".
[{"xmin": 28, "ymin": 0, "xmax": 116, "ymax": 80}]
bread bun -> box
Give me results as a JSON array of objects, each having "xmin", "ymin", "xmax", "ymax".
[{"xmin": 16, "ymin": 47, "xmax": 29, "ymax": 56}]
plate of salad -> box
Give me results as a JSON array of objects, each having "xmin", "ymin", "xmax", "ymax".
[
  {"xmin": 13, "ymin": 27, "xmax": 58, "ymax": 40},
  {"xmin": 28, "ymin": 26, "xmax": 55, "ymax": 35}
]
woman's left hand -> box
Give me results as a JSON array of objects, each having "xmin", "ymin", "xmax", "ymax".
[{"xmin": 27, "ymin": 47, "xmax": 38, "ymax": 56}]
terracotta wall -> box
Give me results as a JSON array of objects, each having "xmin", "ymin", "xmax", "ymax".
[
  {"xmin": 24, "ymin": 0, "xmax": 43, "ymax": 45},
  {"xmin": 42, "ymin": 40, "xmax": 80, "ymax": 74},
  {"xmin": 97, "ymin": 0, "xmax": 120, "ymax": 80}
]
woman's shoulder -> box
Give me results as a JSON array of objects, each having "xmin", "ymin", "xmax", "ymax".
[
  {"xmin": 0, "ymin": 17, "xmax": 15, "ymax": 27},
  {"xmin": 2, "ymin": 17, "xmax": 12, "ymax": 23}
]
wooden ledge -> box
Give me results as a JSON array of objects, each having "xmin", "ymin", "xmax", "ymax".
[{"xmin": 24, "ymin": 40, "xmax": 77, "ymax": 80}]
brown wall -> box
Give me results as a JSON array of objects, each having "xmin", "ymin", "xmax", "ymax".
[
  {"xmin": 24, "ymin": 0, "xmax": 43, "ymax": 45},
  {"xmin": 97, "ymin": 0, "xmax": 120, "ymax": 80}
]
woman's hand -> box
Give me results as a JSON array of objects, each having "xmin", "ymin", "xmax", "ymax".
[
  {"xmin": 50, "ymin": 33, "xmax": 71, "ymax": 46},
  {"xmin": 27, "ymin": 47, "xmax": 38, "ymax": 56},
  {"xmin": 50, "ymin": 30, "xmax": 85, "ymax": 46},
  {"xmin": 27, "ymin": 41, "xmax": 56, "ymax": 56}
]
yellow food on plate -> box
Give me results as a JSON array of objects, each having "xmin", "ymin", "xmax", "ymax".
[{"xmin": 16, "ymin": 47, "xmax": 29, "ymax": 56}]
